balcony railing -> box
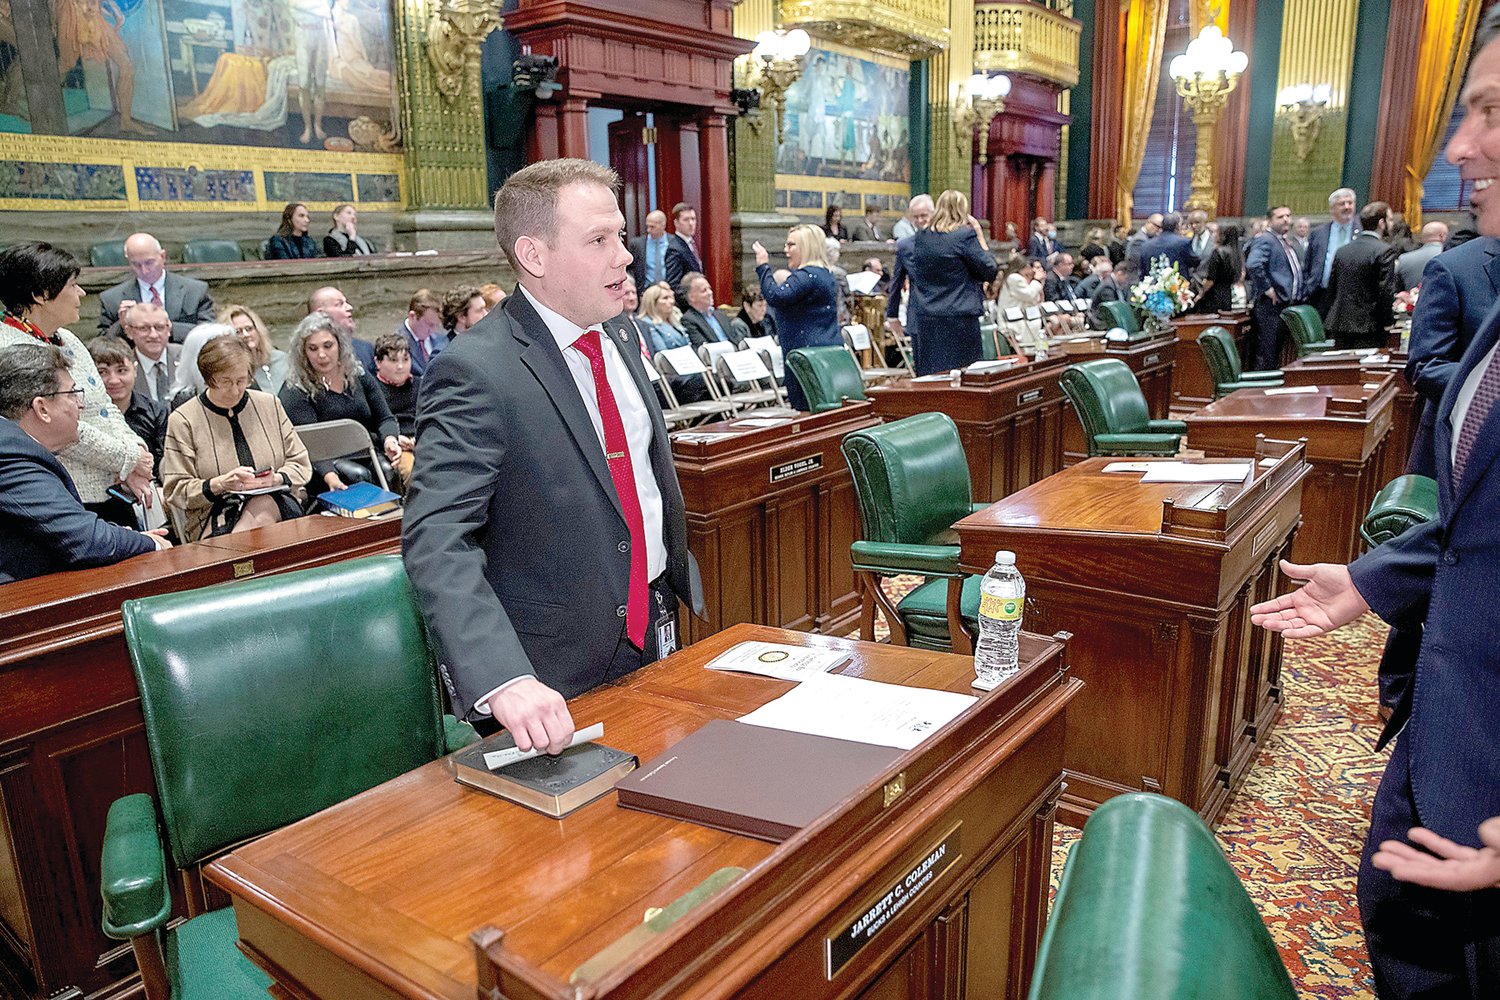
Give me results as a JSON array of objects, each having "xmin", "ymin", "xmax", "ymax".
[
  {"xmin": 777, "ymin": 0, "xmax": 950, "ymax": 59},
  {"xmin": 973, "ymin": 1, "xmax": 1082, "ymax": 89}
]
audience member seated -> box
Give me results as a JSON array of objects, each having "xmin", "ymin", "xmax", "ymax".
[
  {"xmin": 167, "ymin": 322, "xmax": 236, "ymax": 408},
  {"xmin": 731, "ymin": 286, "xmax": 779, "ymax": 342},
  {"xmin": 323, "ymin": 203, "xmax": 374, "ymax": 257},
  {"xmin": 97, "ymin": 232, "xmax": 215, "ymax": 343},
  {"xmin": 279, "ymin": 311, "xmax": 401, "ymax": 493},
  {"xmin": 1043, "ymin": 252, "xmax": 1078, "ymax": 301},
  {"xmin": 0, "ymin": 343, "xmax": 166, "ymax": 584},
  {"xmin": 220, "ymin": 303, "xmax": 289, "ymax": 393},
  {"xmin": 851, "ymin": 206, "xmax": 888, "ymax": 242},
  {"xmin": 1078, "ymin": 227, "xmax": 1110, "ymax": 264},
  {"xmin": 1091, "ymin": 260, "xmax": 1135, "ymax": 329},
  {"xmin": 1074, "ymin": 256, "xmax": 1113, "ymax": 300},
  {"xmin": 823, "ymin": 204, "xmax": 851, "ymax": 242},
  {"xmin": 0, "ymin": 242, "xmax": 151, "ymax": 528},
  {"xmin": 120, "ymin": 300, "xmax": 180, "ymax": 405},
  {"xmin": 371, "ymin": 333, "xmax": 418, "ymax": 482},
  {"xmin": 478, "ymin": 282, "xmax": 507, "ymax": 309},
  {"xmin": 161, "ymin": 336, "xmax": 311, "ymax": 541},
  {"xmin": 441, "ymin": 284, "xmax": 488, "ymax": 337},
  {"xmin": 398, "ymin": 288, "xmax": 447, "ymax": 375},
  {"xmin": 308, "ymin": 285, "xmax": 376, "ymax": 371},
  {"xmin": 859, "ymin": 257, "xmax": 892, "ymax": 296},
  {"xmin": 266, "ymin": 202, "xmax": 322, "ymax": 260},
  {"xmin": 993, "ymin": 256, "xmax": 1044, "ymax": 315},
  {"xmin": 679, "ymin": 273, "xmax": 741, "ymax": 348},
  {"xmin": 636, "ymin": 281, "xmax": 711, "ymax": 404},
  {"xmin": 88, "ymin": 337, "xmax": 167, "ymax": 475}
]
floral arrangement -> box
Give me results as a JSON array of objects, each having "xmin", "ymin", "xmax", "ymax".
[
  {"xmin": 1394, "ymin": 285, "xmax": 1419, "ymax": 316},
  {"xmin": 1128, "ymin": 258, "xmax": 1195, "ymax": 323}
]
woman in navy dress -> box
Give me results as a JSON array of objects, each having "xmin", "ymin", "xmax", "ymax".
[
  {"xmin": 753, "ymin": 224, "xmax": 841, "ymax": 411},
  {"xmin": 909, "ymin": 190, "xmax": 999, "ymax": 374}
]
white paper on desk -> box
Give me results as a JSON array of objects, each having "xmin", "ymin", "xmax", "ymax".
[
  {"xmin": 737, "ymin": 673, "xmax": 976, "ymax": 750},
  {"xmin": 735, "ymin": 416, "xmax": 791, "ymax": 428},
  {"xmin": 705, "ymin": 641, "xmax": 852, "ymax": 681},
  {"xmin": 909, "ymin": 373, "xmax": 951, "ymax": 382},
  {"xmin": 845, "ymin": 324, "xmax": 872, "ymax": 350},
  {"xmin": 1363, "ymin": 382, "xmax": 1382, "ymax": 390},
  {"xmin": 1259, "ymin": 457, "xmax": 1279, "ymax": 467},
  {"xmin": 1139, "ymin": 462, "xmax": 1252, "ymax": 484},
  {"xmin": 1262, "ymin": 385, "xmax": 1318, "ymax": 395},
  {"xmin": 1360, "ymin": 354, "xmax": 1391, "ymax": 365},
  {"xmin": 846, "ymin": 271, "xmax": 881, "ymax": 295},
  {"xmin": 482, "ymin": 723, "xmax": 604, "ymax": 771},
  {"xmin": 1102, "ymin": 461, "xmax": 1154, "ymax": 473},
  {"xmin": 673, "ymin": 431, "xmax": 739, "ymax": 443}
]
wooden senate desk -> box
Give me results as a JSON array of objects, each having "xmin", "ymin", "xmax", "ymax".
[
  {"xmin": 209, "ymin": 623, "xmax": 1082, "ymax": 1000},
  {"xmin": 1058, "ymin": 334, "xmax": 1178, "ymax": 466},
  {"xmin": 954, "ymin": 442, "xmax": 1308, "ymax": 827},
  {"xmin": 1168, "ymin": 311, "xmax": 1253, "ymax": 416},
  {"xmin": 672, "ymin": 402, "xmax": 881, "ymax": 644},
  {"xmin": 0, "ymin": 515, "xmax": 401, "ymax": 1000},
  {"xmin": 1185, "ymin": 375, "xmax": 1397, "ymax": 565},
  {"xmin": 1280, "ymin": 350, "xmax": 1416, "ymax": 490}
]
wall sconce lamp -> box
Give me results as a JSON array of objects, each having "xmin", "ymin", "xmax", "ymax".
[
  {"xmin": 954, "ymin": 72, "xmax": 1011, "ymax": 165},
  {"xmin": 744, "ymin": 28, "xmax": 810, "ymax": 143},
  {"xmin": 1169, "ymin": 26, "xmax": 1248, "ymax": 216},
  {"xmin": 1277, "ymin": 83, "xmax": 1332, "ymax": 162}
]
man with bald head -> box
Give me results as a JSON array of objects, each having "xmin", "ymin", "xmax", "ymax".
[
  {"xmin": 627, "ymin": 210, "xmax": 670, "ymax": 293},
  {"xmin": 307, "ymin": 285, "xmax": 376, "ymax": 371},
  {"xmin": 98, "ymin": 233, "xmax": 215, "ymax": 342},
  {"xmin": 1396, "ymin": 221, "xmax": 1452, "ymax": 291}
]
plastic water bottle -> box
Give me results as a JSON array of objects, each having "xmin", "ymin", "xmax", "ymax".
[{"xmin": 974, "ymin": 551, "xmax": 1025, "ymax": 690}]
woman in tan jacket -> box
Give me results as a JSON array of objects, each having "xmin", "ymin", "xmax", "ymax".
[{"xmin": 161, "ymin": 336, "xmax": 312, "ymax": 541}]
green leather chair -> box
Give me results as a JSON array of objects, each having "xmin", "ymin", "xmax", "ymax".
[
  {"xmin": 980, "ymin": 324, "xmax": 1016, "ymax": 360},
  {"xmin": 1198, "ymin": 325, "xmax": 1284, "ymax": 398},
  {"xmin": 840, "ymin": 412, "xmax": 985, "ymax": 651},
  {"xmin": 1099, "ymin": 300, "xmax": 1142, "ymax": 336},
  {"xmin": 786, "ymin": 345, "xmax": 868, "ymax": 412},
  {"xmin": 1280, "ymin": 304, "xmax": 1335, "ymax": 358},
  {"xmin": 1029, "ymin": 793, "xmax": 1296, "ymax": 1000},
  {"xmin": 91, "ymin": 241, "xmax": 127, "ymax": 267},
  {"xmin": 101, "ymin": 555, "xmax": 477, "ymax": 1000},
  {"xmin": 1060, "ymin": 358, "xmax": 1188, "ymax": 457},
  {"xmin": 181, "ymin": 239, "xmax": 245, "ymax": 264},
  {"xmin": 1361, "ymin": 474, "xmax": 1438, "ymax": 548}
]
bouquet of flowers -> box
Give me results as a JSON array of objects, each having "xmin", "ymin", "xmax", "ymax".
[
  {"xmin": 1128, "ymin": 258, "xmax": 1196, "ymax": 324},
  {"xmin": 1394, "ymin": 286, "xmax": 1419, "ymax": 315}
]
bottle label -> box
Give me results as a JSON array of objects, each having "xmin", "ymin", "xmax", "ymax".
[{"xmin": 979, "ymin": 593, "xmax": 1023, "ymax": 622}]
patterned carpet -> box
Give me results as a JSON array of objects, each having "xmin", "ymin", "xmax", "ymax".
[{"xmin": 876, "ymin": 581, "xmax": 1391, "ymax": 998}]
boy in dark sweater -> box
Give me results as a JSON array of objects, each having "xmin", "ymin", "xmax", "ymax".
[{"xmin": 372, "ymin": 333, "xmax": 418, "ymax": 482}]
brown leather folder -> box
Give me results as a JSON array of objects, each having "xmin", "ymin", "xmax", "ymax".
[{"xmin": 614, "ymin": 719, "xmax": 903, "ymax": 842}]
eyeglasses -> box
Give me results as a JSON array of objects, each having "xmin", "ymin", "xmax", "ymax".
[
  {"xmin": 43, "ymin": 387, "xmax": 85, "ymax": 400},
  {"xmin": 125, "ymin": 322, "xmax": 171, "ymax": 333}
]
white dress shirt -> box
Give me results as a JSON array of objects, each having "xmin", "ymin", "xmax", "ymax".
[
  {"xmin": 136, "ymin": 348, "xmax": 171, "ymax": 402},
  {"xmin": 1451, "ymin": 338, "xmax": 1500, "ymax": 468},
  {"xmin": 137, "ymin": 275, "xmax": 166, "ymax": 306}
]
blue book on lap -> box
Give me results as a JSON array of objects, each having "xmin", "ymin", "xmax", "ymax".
[{"xmin": 318, "ymin": 482, "xmax": 401, "ymax": 517}]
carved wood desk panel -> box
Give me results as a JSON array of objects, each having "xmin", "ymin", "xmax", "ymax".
[
  {"xmin": 0, "ymin": 515, "xmax": 401, "ymax": 999},
  {"xmin": 955, "ymin": 444, "xmax": 1308, "ymax": 827},
  {"xmin": 1280, "ymin": 352, "xmax": 1416, "ymax": 489},
  {"xmin": 209, "ymin": 624, "xmax": 1081, "ymax": 1000}
]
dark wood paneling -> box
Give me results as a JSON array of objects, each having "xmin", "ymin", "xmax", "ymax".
[{"xmin": 1088, "ymin": 0, "xmax": 1125, "ymax": 220}]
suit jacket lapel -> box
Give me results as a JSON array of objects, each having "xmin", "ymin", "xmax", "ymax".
[
  {"xmin": 1439, "ymin": 297, "xmax": 1500, "ymax": 511},
  {"xmin": 506, "ymin": 293, "xmax": 626, "ymax": 526},
  {"xmin": 1483, "ymin": 240, "xmax": 1500, "ymax": 296}
]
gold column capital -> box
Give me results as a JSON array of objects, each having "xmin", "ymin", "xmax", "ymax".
[{"xmin": 426, "ymin": 0, "xmax": 503, "ymax": 102}]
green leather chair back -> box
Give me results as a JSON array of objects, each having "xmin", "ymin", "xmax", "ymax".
[
  {"xmin": 1198, "ymin": 325, "xmax": 1243, "ymax": 386},
  {"xmin": 1361, "ymin": 474, "xmax": 1438, "ymax": 548},
  {"xmin": 121, "ymin": 555, "xmax": 450, "ymax": 869},
  {"xmin": 1060, "ymin": 359, "xmax": 1152, "ymax": 442},
  {"xmin": 1100, "ymin": 300, "xmax": 1141, "ymax": 335},
  {"xmin": 1030, "ymin": 793, "xmax": 1296, "ymax": 1000},
  {"xmin": 91, "ymin": 241, "xmax": 127, "ymax": 267},
  {"xmin": 980, "ymin": 324, "xmax": 1000, "ymax": 360},
  {"xmin": 786, "ymin": 346, "xmax": 868, "ymax": 412},
  {"xmin": 1281, "ymin": 305, "xmax": 1327, "ymax": 353},
  {"xmin": 841, "ymin": 412, "xmax": 973, "ymax": 547},
  {"xmin": 182, "ymin": 239, "xmax": 245, "ymax": 264}
]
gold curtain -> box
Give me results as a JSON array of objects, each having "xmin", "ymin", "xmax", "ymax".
[
  {"xmin": 1404, "ymin": 0, "xmax": 1481, "ymax": 228},
  {"xmin": 1117, "ymin": 0, "xmax": 1170, "ymax": 229}
]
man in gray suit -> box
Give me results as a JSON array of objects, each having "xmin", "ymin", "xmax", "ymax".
[
  {"xmin": 97, "ymin": 233, "xmax": 215, "ymax": 343},
  {"xmin": 1396, "ymin": 221, "xmax": 1450, "ymax": 291},
  {"xmin": 403, "ymin": 158, "xmax": 702, "ymax": 753},
  {"xmin": 119, "ymin": 301, "xmax": 181, "ymax": 404}
]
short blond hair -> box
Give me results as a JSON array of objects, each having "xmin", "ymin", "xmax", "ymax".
[
  {"xmin": 786, "ymin": 224, "xmax": 829, "ymax": 270},
  {"xmin": 930, "ymin": 190, "xmax": 970, "ymax": 233},
  {"xmin": 493, "ymin": 158, "xmax": 620, "ymax": 269}
]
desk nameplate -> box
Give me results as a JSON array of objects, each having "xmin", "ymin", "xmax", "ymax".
[{"xmin": 770, "ymin": 454, "xmax": 823, "ymax": 483}]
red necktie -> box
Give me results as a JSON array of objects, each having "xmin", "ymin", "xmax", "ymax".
[
  {"xmin": 150, "ymin": 285, "xmax": 162, "ymax": 306},
  {"xmin": 572, "ymin": 330, "xmax": 649, "ymax": 648}
]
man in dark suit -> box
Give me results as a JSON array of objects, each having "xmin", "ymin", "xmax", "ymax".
[
  {"xmin": 1089, "ymin": 260, "xmax": 1133, "ymax": 329},
  {"xmin": 308, "ymin": 286, "xmax": 377, "ymax": 372},
  {"xmin": 1124, "ymin": 213, "xmax": 1163, "ymax": 269},
  {"xmin": 1301, "ymin": 187, "xmax": 1360, "ymax": 316},
  {"xmin": 664, "ymin": 202, "xmax": 705, "ymax": 294},
  {"xmin": 119, "ymin": 301, "xmax": 182, "ymax": 404},
  {"xmin": 679, "ymin": 273, "xmax": 741, "ymax": 349},
  {"xmin": 627, "ymin": 210, "xmax": 670, "ymax": 293},
  {"xmin": 1244, "ymin": 205, "xmax": 1304, "ymax": 370},
  {"xmin": 0, "ymin": 343, "xmax": 165, "ymax": 584},
  {"xmin": 403, "ymin": 158, "xmax": 702, "ymax": 753},
  {"xmin": 1027, "ymin": 218, "xmax": 1057, "ymax": 261},
  {"xmin": 851, "ymin": 206, "xmax": 887, "ymax": 242},
  {"xmin": 1252, "ymin": 24, "xmax": 1500, "ymax": 995},
  {"xmin": 97, "ymin": 233, "xmax": 215, "ymax": 343},
  {"xmin": 1324, "ymin": 201, "xmax": 1399, "ymax": 349},
  {"xmin": 1043, "ymin": 252, "xmax": 1077, "ymax": 301},
  {"xmin": 397, "ymin": 288, "xmax": 448, "ymax": 376},
  {"xmin": 1136, "ymin": 212, "xmax": 1199, "ymax": 276},
  {"xmin": 885, "ymin": 230, "xmax": 922, "ymax": 365}
]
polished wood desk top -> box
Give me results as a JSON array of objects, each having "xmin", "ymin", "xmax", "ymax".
[
  {"xmin": 866, "ymin": 355, "xmax": 1067, "ymax": 405},
  {"xmin": 1185, "ymin": 375, "xmax": 1397, "ymax": 463},
  {"xmin": 670, "ymin": 401, "xmax": 877, "ymax": 461},
  {"xmin": 1280, "ymin": 351, "xmax": 1408, "ymax": 384},
  {"xmin": 208, "ymin": 623, "xmax": 1076, "ymax": 1000}
]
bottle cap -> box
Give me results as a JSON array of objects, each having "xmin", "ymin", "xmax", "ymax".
[{"xmin": 995, "ymin": 550, "xmax": 1016, "ymax": 566}]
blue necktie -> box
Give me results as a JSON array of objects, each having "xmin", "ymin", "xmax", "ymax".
[{"xmin": 707, "ymin": 313, "xmax": 727, "ymax": 342}]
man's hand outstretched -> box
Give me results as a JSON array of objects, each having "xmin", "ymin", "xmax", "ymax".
[{"xmin": 1249, "ymin": 560, "xmax": 1369, "ymax": 639}]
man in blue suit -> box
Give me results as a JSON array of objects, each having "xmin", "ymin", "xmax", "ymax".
[
  {"xmin": 1136, "ymin": 212, "xmax": 1199, "ymax": 277},
  {"xmin": 1251, "ymin": 22, "xmax": 1500, "ymax": 994},
  {"xmin": 0, "ymin": 343, "xmax": 165, "ymax": 584},
  {"xmin": 1244, "ymin": 205, "xmax": 1303, "ymax": 370},
  {"xmin": 1301, "ymin": 187, "xmax": 1360, "ymax": 316},
  {"xmin": 396, "ymin": 288, "xmax": 448, "ymax": 376}
]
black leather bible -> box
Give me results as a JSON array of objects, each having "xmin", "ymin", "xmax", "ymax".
[{"xmin": 451, "ymin": 732, "xmax": 638, "ymax": 818}]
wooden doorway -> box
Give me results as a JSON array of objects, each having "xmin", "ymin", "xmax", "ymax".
[{"xmin": 608, "ymin": 112, "xmax": 652, "ymax": 235}]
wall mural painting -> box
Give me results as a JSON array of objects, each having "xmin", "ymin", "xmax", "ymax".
[
  {"xmin": 776, "ymin": 48, "xmax": 909, "ymax": 184},
  {"xmin": 0, "ymin": 0, "xmax": 400, "ymax": 152}
]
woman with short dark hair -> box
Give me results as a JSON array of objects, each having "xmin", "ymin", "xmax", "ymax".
[
  {"xmin": 266, "ymin": 202, "xmax": 321, "ymax": 260},
  {"xmin": 731, "ymin": 286, "xmax": 779, "ymax": 342},
  {"xmin": 823, "ymin": 204, "xmax": 850, "ymax": 242}
]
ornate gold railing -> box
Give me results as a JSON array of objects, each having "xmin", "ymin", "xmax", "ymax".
[
  {"xmin": 973, "ymin": 1, "xmax": 1081, "ymax": 88},
  {"xmin": 777, "ymin": 0, "xmax": 950, "ymax": 59}
]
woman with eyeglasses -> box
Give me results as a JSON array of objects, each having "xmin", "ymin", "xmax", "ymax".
[
  {"xmin": 0, "ymin": 241, "xmax": 152, "ymax": 527},
  {"xmin": 160, "ymin": 335, "xmax": 311, "ymax": 540},
  {"xmin": 219, "ymin": 303, "xmax": 289, "ymax": 393},
  {"xmin": 751, "ymin": 224, "xmax": 841, "ymax": 411}
]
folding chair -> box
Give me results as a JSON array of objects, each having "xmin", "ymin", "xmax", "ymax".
[
  {"xmin": 655, "ymin": 348, "xmax": 736, "ymax": 422},
  {"xmin": 292, "ymin": 418, "xmax": 390, "ymax": 490}
]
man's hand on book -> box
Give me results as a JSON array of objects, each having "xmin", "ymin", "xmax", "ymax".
[{"xmin": 489, "ymin": 677, "xmax": 575, "ymax": 755}]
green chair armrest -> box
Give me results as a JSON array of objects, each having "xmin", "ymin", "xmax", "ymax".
[
  {"xmin": 969, "ymin": 501, "xmax": 991, "ymax": 515},
  {"xmin": 1218, "ymin": 378, "xmax": 1284, "ymax": 396},
  {"xmin": 1303, "ymin": 339, "xmax": 1336, "ymax": 352},
  {"xmin": 1240, "ymin": 369, "xmax": 1284, "ymax": 381},
  {"xmin": 1360, "ymin": 475, "xmax": 1438, "ymax": 548},
  {"xmin": 443, "ymin": 714, "xmax": 480, "ymax": 752},
  {"xmin": 1146, "ymin": 419, "xmax": 1189, "ymax": 435},
  {"xmin": 1094, "ymin": 433, "xmax": 1182, "ymax": 455},
  {"xmin": 100, "ymin": 794, "xmax": 171, "ymax": 940},
  {"xmin": 851, "ymin": 540, "xmax": 961, "ymax": 577}
]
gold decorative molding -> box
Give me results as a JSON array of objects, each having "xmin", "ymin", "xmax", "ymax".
[
  {"xmin": 426, "ymin": 0, "xmax": 503, "ymax": 102},
  {"xmin": 778, "ymin": 0, "xmax": 950, "ymax": 59},
  {"xmin": 973, "ymin": 2, "xmax": 1082, "ymax": 89}
]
